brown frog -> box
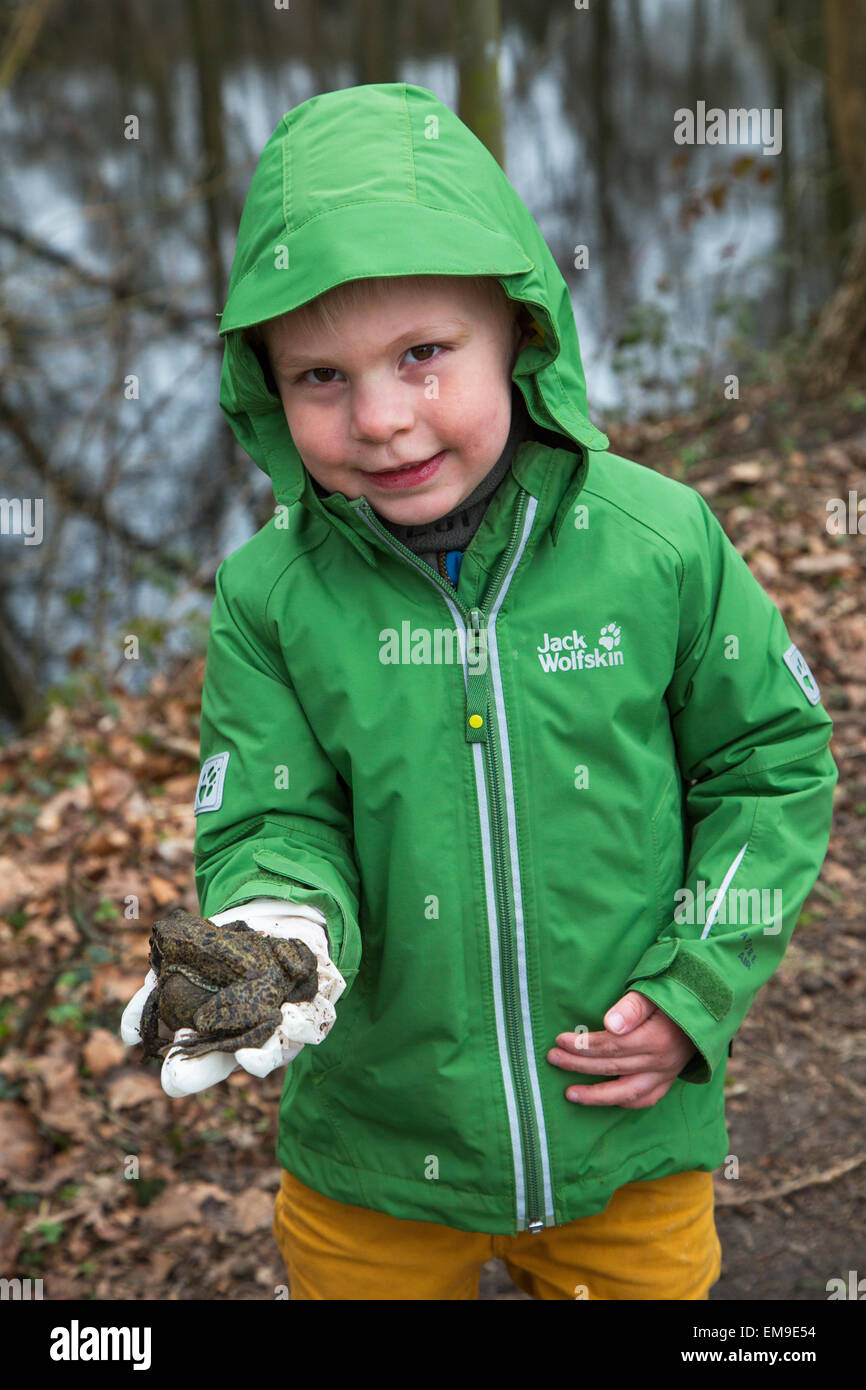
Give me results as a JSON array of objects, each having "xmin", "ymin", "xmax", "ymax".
[{"xmin": 139, "ymin": 908, "xmax": 318, "ymax": 1060}]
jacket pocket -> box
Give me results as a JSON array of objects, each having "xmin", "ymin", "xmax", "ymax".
[{"xmin": 650, "ymin": 768, "xmax": 687, "ymax": 934}]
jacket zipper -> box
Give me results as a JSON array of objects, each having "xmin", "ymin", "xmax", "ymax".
[{"xmin": 352, "ymin": 494, "xmax": 553, "ymax": 1232}]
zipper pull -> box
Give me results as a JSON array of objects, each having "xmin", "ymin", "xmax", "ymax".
[
  {"xmin": 468, "ymin": 609, "xmax": 483, "ymax": 663},
  {"xmin": 465, "ymin": 609, "xmax": 488, "ymax": 744}
]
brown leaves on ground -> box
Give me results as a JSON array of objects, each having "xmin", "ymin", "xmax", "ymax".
[{"xmin": 0, "ymin": 660, "xmax": 292, "ymax": 1298}]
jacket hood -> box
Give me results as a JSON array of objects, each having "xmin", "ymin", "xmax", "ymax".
[{"xmin": 217, "ymin": 81, "xmax": 609, "ymax": 512}]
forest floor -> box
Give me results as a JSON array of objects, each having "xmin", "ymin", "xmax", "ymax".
[{"xmin": 1, "ymin": 371, "xmax": 864, "ymax": 1303}]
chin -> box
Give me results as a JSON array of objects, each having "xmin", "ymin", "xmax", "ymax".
[{"xmin": 382, "ymin": 491, "xmax": 463, "ymax": 524}]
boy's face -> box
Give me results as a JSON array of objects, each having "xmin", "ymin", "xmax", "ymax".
[{"xmin": 261, "ymin": 278, "xmax": 529, "ymax": 525}]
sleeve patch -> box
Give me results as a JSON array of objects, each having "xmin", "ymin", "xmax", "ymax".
[
  {"xmin": 782, "ymin": 643, "xmax": 821, "ymax": 706},
  {"xmin": 194, "ymin": 751, "xmax": 230, "ymax": 814}
]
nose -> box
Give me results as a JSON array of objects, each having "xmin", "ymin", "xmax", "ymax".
[{"xmin": 348, "ymin": 375, "xmax": 415, "ymax": 445}]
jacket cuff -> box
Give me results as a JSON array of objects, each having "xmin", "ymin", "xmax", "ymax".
[{"xmin": 624, "ymin": 938, "xmax": 734, "ymax": 1085}]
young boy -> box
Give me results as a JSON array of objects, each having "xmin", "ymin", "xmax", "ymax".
[{"xmin": 129, "ymin": 82, "xmax": 838, "ymax": 1300}]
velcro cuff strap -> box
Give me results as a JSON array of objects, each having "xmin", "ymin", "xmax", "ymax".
[{"xmin": 661, "ymin": 950, "xmax": 733, "ymax": 1021}]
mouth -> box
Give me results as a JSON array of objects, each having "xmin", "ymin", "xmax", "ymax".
[{"xmin": 359, "ymin": 450, "xmax": 447, "ymax": 490}]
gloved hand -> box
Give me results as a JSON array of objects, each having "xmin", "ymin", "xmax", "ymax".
[{"xmin": 120, "ymin": 898, "xmax": 347, "ymax": 1098}]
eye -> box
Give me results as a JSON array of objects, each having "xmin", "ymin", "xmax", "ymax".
[
  {"xmin": 300, "ymin": 367, "xmax": 344, "ymax": 384},
  {"xmin": 297, "ymin": 343, "xmax": 445, "ymax": 384},
  {"xmin": 405, "ymin": 343, "xmax": 443, "ymax": 363}
]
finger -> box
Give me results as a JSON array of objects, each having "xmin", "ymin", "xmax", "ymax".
[
  {"xmin": 565, "ymin": 1072, "xmax": 671, "ymax": 1107},
  {"xmin": 554, "ymin": 1029, "xmax": 618, "ymax": 1054},
  {"xmin": 161, "ymin": 1035, "xmax": 238, "ymax": 1097},
  {"xmin": 554, "ymin": 1027, "xmax": 655, "ymax": 1056},
  {"xmin": 235, "ymin": 1031, "xmax": 303, "ymax": 1077},
  {"xmin": 604, "ymin": 990, "xmax": 657, "ymax": 1035},
  {"xmin": 119, "ymin": 972, "xmax": 157, "ymax": 1045},
  {"xmin": 547, "ymin": 1047, "xmax": 652, "ymax": 1075}
]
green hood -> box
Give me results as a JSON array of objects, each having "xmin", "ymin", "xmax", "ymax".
[{"xmin": 217, "ymin": 81, "xmax": 609, "ymax": 511}]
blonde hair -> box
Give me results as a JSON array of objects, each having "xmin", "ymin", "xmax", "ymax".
[{"xmin": 243, "ymin": 274, "xmax": 518, "ymax": 394}]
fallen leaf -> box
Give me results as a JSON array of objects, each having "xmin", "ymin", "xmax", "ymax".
[
  {"xmin": 83, "ymin": 1029, "xmax": 129, "ymax": 1078},
  {"xmin": 106, "ymin": 1070, "xmax": 165, "ymax": 1109},
  {"xmin": 0, "ymin": 1210, "xmax": 22, "ymax": 1267},
  {"xmin": 0, "ymin": 1101, "xmax": 42, "ymax": 1183},
  {"xmin": 86, "ymin": 827, "xmax": 134, "ymax": 855},
  {"xmin": 89, "ymin": 763, "xmax": 138, "ymax": 813},
  {"xmin": 231, "ymin": 1187, "xmax": 276, "ymax": 1235},
  {"xmin": 149, "ymin": 875, "xmax": 179, "ymax": 907},
  {"xmin": 144, "ymin": 1182, "xmax": 230, "ymax": 1233},
  {"xmin": 36, "ymin": 784, "xmax": 92, "ymax": 833}
]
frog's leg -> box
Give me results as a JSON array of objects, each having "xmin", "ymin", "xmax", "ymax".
[
  {"xmin": 173, "ymin": 1015, "xmax": 279, "ymax": 1058},
  {"xmin": 268, "ymin": 938, "xmax": 318, "ymax": 1004},
  {"xmin": 174, "ymin": 981, "xmax": 284, "ymax": 1056}
]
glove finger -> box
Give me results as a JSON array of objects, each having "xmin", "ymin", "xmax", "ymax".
[
  {"xmin": 318, "ymin": 961, "xmax": 347, "ymax": 1009},
  {"xmin": 235, "ymin": 1032, "xmax": 304, "ymax": 1078},
  {"xmin": 120, "ymin": 971, "xmax": 158, "ymax": 1045},
  {"xmin": 280, "ymin": 996, "xmax": 337, "ymax": 1046},
  {"xmin": 234, "ymin": 996, "xmax": 331, "ymax": 1077},
  {"xmin": 160, "ymin": 1033, "xmax": 239, "ymax": 1097}
]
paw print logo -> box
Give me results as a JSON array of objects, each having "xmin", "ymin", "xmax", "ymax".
[
  {"xmin": 197, "ymin": 763, "xmax": 219, "ymax": 805},
  {"xmin": 194, "ymin": 751, "xmax": 229, "ymax": 815},
  {"xmin": 598, "ymin": 622, "xmax": 621, "ymax": 651}
]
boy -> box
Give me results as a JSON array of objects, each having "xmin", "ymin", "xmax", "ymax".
[{"xmin": 124, "ymin": 83, "xmax": 837, "ymax": 1300}]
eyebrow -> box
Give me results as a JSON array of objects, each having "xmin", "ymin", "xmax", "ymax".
[{"xmin": 271, "ymin": 318, "xmax": 472, "ymax": 371}]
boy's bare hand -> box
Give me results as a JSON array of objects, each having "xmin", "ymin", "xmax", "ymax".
[{"xmin": 547, "ymin": 991, "xmax": 697, "ymax": 1109}]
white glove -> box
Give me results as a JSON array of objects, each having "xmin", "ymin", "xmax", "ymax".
[{"xmin": 120, "ymin": 898, "xmax": 347, "ymax": 1098}]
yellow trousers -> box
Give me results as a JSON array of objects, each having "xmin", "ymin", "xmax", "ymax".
[{"xmin": 273, "ymin": 1167, "xmax": 722, "ymax": 1300}]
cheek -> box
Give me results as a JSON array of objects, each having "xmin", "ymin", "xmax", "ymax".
[
  {"xmin": 441, "ymin": 372, "xmax": 511, "ymax": 456},
  {"xmin": 282, "ymin": 401, "xmax": 345, "ymax": 462}
]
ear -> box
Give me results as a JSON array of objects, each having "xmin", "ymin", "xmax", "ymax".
[{"xmin": 513, "ymin": 305, "xmax": 537, "ymax": 355}]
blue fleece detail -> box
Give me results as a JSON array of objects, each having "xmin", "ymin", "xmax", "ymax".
[{"xmin": 445, "ymin": 550, "xmax": 463, "ymax": 585}]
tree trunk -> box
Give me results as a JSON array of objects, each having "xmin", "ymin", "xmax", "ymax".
[
  {"xmin": 452, "ymin": 0, "xmax": 504, "ymax": 168},
  {"xmin": 804, "ymin": 2, "xmax": 866, "ymax": 389},
  {"xmin": 804, "ymin": 217, "xmax": 866, "ymax": 392},
  {"xmin": 358, "ymin": 0, "xmax": 387, "ymax": 84},
  {"xmin": 823, "ymin": 0, "xmax": 866, "ymax": 214}
]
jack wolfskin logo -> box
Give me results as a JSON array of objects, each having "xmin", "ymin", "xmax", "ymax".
[
  {"xmin": 537, "ymin": 623, "xmax": 624, "ymax": 673},
  {"xmin": 194, "ymin": 751, "xmax": 229, "ymax": 815},
  {"xmin": 782, "ymin": 643, "xmax": 820, "ymax": 706}
]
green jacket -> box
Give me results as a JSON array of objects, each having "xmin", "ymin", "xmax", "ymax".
[{"xmin": 195, "ymin": 83, "xmax": 838, "ymax": 1234}]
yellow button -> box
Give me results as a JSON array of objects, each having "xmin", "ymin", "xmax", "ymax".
[{"xmin": 469, "ymin": 714, "xmax": 483, "ymax": 728}]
